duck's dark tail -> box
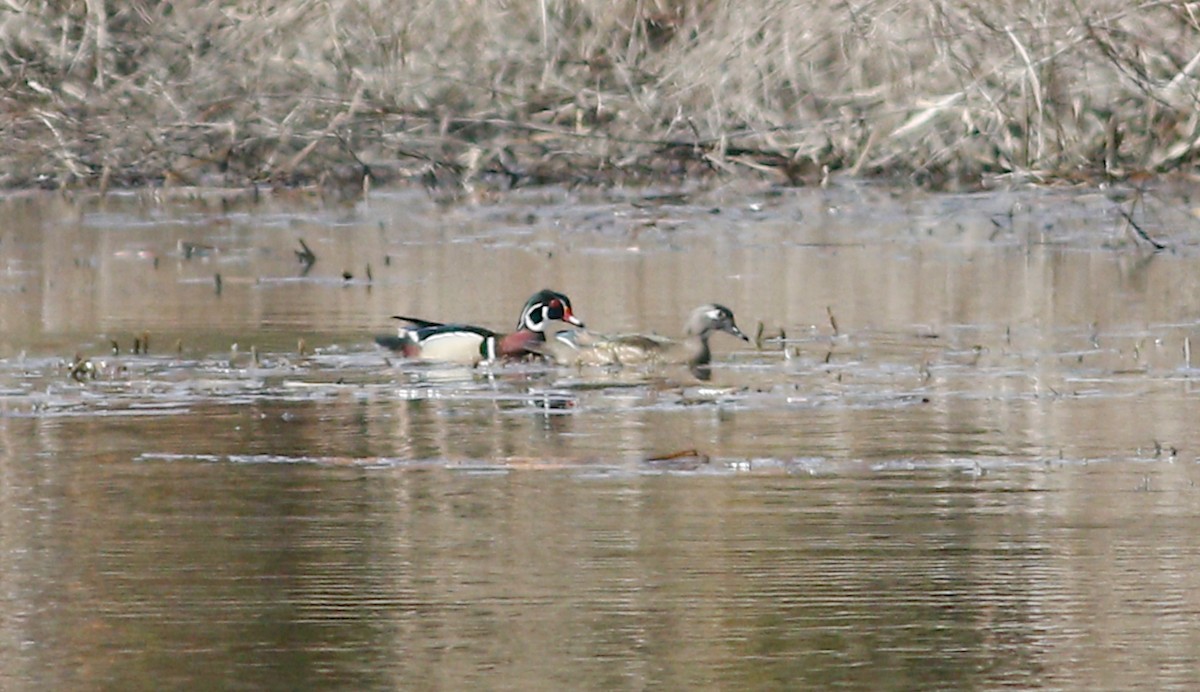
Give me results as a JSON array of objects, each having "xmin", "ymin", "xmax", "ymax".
[{"xmin": 375, "ymin": 334, "xmax": 415, "ymax": 354}]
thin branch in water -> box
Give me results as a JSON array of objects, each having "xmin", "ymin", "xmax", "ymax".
[{"xmin": 1116, "ymin": 197, "xmax": 1167, "ymax": 251}]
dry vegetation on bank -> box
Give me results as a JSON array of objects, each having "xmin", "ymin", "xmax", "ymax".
[{"xmin": 2, "ymin": 1, "xmax": 1199, "ymax": 193}]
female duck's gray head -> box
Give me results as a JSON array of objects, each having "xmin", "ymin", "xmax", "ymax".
[
  {"xmin": 519, "ymin": 289, "xmax": 585, "ymax": 333},
  {"xmin": 686, "ymin": 304, "xmax": 749, "ymax": 341}
]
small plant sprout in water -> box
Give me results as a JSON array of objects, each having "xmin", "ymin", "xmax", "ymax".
[
  {"xmin": 295, "ymin": 239, "xmax": 317, "ymax": 273},
  {"xmin": 69, "ymin": 355, "xmax": 98, "ymax": 382}
]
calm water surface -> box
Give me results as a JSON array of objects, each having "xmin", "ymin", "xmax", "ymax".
[{"xmin": 2, "ymin": 183, "xmax": 1200, "ymax": 689}]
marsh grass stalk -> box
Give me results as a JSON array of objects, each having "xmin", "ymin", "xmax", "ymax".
[{"xmin": 2, "ymin": 1, "xmax": 1199, "ymax": 191}]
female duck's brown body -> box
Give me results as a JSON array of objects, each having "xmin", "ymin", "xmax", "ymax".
[{"xmin": 538, "ymin": 303, "xmax": 749, "ymax": 377}]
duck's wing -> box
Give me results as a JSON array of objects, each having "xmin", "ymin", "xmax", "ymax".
[
  {"xmin": 549, "ymin": 330, "xmax": 676, "ymax": 365},
  {"xmin": 554, "ymin": 328, "xmax": 605, "ymax": 349},
  {"xmin": 606, "ymin": 333, "xmax": 671, "ymax": 350},
  {"xmin": 391, "ymin": 315, "xmax": 445, "ymax": 330},
  {"xmin": 524, "ymin": 329, "xmax": 614, "ymax": 365},
  {"xmin": 599, "ymin": 334, "xmax": 676, "ymax": 364}
]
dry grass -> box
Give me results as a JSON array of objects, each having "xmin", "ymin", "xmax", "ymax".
[{"xmin": 2, "ymin": 0, "xmax": 1199, "ymax": 193}]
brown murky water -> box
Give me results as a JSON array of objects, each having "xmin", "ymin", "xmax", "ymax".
[{"xmin": 3, "ymin": 183, "xmax": 1200, "ymax": 689}]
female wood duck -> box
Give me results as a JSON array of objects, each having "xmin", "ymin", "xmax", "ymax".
[
  {"xmin": 375, "ymin": 289, "xmax": 585, "ymax": 365},
  {"xmin": 537, "ymin": 303, "xmax": 749, "ymax": 378}
]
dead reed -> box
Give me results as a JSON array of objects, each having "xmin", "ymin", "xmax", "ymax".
[{"xmin": 2, "ymin": 0, "xmax": 1198, "ymax": 192}]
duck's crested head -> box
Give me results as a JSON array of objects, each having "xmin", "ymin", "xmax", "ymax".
[
  {"xmin": 686, "ymin": 303, "xmax": 749, "ymax": 341},
  {"xmin": 519, "ymin": 289, "xmax": 585, "ymax": 332}
]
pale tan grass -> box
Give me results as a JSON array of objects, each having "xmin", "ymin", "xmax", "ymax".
[{"xmin": 1, "ymin": 0, "xmax": 1198, "ymax": 191}]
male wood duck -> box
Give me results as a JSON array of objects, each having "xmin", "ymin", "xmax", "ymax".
[
  {"xmin": 536, "ymin": 303, "xmax": 750, "ymax": 378},
  {"xmin": 375, "ymin": 289, "xmax": 585, "ymax": 365}
]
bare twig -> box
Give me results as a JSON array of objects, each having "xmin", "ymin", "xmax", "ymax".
[{"xmin": 1116, "ymin": 202, "xmax": 1167, "ymax": 251}]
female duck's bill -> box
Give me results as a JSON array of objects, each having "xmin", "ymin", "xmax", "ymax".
[{"xmin": 376, "ymin": 289, "xmax": 585, "ymax": 365}]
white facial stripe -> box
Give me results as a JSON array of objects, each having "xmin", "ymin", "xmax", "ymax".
[
  {"xmin": 705, "ymin": 308, "xmax": 723, "ymax": 321},
  {"xmin": 522, "ymin": 304, "xmax": 537, "ymax": 330},
  {"xmin": 522, "ymin": 302, "xmax": 547, "ymax": 332}
]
